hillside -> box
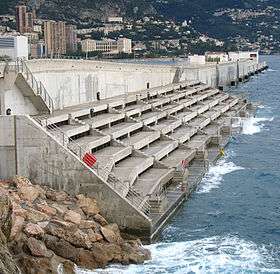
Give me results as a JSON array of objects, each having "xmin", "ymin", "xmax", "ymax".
[{"xmin": 2, "ymin": 0, "xmax": 280, "ymax": 52}]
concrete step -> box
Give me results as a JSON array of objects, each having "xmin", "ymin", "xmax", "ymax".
[
  {"xmin": 102, "ymin": 121, "xmax": 143, "ymax": 139},
  {"xmin": 151, "ymin": 119, "xmax": 182, "ymax": 134},
  {"xmin": 121, "ymin": 130, "xmax": 161, "ymax": 150},
  {"xmin": 168, "ymin": 125, "xmax": 197, "ymax": 143},
  {"xmin": 82, "ymin": 112, "xmax": 125, "ymax": 129},
  {"xmin": 176, "ymin": 110, "xmax": 198, "ymax": 123},
  {"xmin": 68, "ymin": 132, "xmax": 111, "ymax": 154},
  {"xmin": 132, "ymin": 167, "xmax": 174, "ymax": 198},
  {"xmin": 186, "ymin": 134, "xmax": 211, "ymax": 150},
  {"xmin": 188, "ymin": 116, "xmax": 211, "ymax": 129},
  {"xmin": 94, "ymin": 145, "xmax": 132, "ymax": 165},
  {"xmin": 112, "ymin": 156, "xmax": 154, "ymax": 186},
  {"xmin": 137, "ymin": 111, "xmax": 167, "ymax": 126},
  {"xmin": 123, "ymin": 103, "xmax": 151, "ymax": 117},
  {"xmin": 160, "ymin": 147, "xmax": 196, "ymax": 168},
  {"xmin": 141, "ymin": 140, "xmax": 178, "ymax": 161},
  {"xmin": 52, "ymin": 123, "xmax": 90, "ymax": 139}
]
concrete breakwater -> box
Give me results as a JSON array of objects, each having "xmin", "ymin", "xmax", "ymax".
[
  {"xmin": 0, "ymin": 176, "xmax": 151, "ymax": 273},
  {"xmin": 0, "ymin": 58, "xmax": 268, "ymax": 241}
]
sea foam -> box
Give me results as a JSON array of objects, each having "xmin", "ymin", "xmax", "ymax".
[
  {"xmin": 197, "ymin": 158, "xmax": 244, "ymax": 194},
  {"xmin": 83, "ymin": 236, "xmax": 280, "ymax": 274},
  {"xmin": 242, "ymin": 117, "xmax": 274, "ymax": 135}
]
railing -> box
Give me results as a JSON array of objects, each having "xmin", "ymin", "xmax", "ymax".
[
  {"xmin": 16, "ymin": 59, "xmax": 54, "ymax": 113},
  {"xmin": 33, "ymin": 116, "xmax": 151, "ymax": 216}
]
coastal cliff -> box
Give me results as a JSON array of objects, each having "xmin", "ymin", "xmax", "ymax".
[{"xmin": 0, "ymin": 176, "xmax": 151, "ymax": 273}]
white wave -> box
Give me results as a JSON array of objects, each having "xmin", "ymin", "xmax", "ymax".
[
  {"xmin": 242, "ymin": 117, "xmax": 274, "ymax": 135},
  {"xmin": 267, "ymin": 69, "xmax": 277, "ymax": 72},
  {"xmin": 197, "ymin": 158, "xmax": 244, "ymax": 194},
  {"xmin": 81, "ymin": 236, "xmax": 280, "ymax": 274}
]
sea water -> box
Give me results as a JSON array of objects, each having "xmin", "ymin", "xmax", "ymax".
[{"xmin": 80, "ymin": 56, "xmax": 280, "ymax": 274}]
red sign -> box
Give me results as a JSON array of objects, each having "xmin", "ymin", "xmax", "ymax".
[
  {"xmin": 83, "ymin": 153, "xmax": 97, "ymax": 167},
  {"xmin": 181, "ymin": 159, "xmax": 188, "ymax": 169}
]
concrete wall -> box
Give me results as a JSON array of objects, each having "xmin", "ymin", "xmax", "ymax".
[
  {"xmin": 0, "ymin": 116, "xmax": 16, "ymax": 178},
  {"xmin": 0, "ymin": 115, "xmax": 151, "ymax": 236},
  {"xmin": 0, "ymin": 58, "xmax": 259, "ymax": 115},
  {"xmin": 26, "ymin": 59, "xmax": 177, "ymax": 110},
  {"xmin": 0, "ymin": 71, "xmax": 38, "ymax": 115}
]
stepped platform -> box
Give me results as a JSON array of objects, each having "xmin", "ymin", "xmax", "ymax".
[
  {"xmin": 141, "ymin": 139, "xmax": 178, "ymax": 161},
  {"xmin": 121, "ymin": 130, "xmax": 161, "ymax": 150},
  {"xmin": 160, "ymin": 147, "xmax": 196, "ymax": 168},
  {"xmin": 112, "ymin": 156, "xmax": 154, "ymax": 186},
  {"xmin": 132, "ymin": 168, "xmax": 174, "ymax": 198},
  {"xmin": 168, "ymin": 125, "xmax": 197, "ymax": 143},
  {"xmin": 94, "ymin": 145, "xmax": 132, "ymax": 164},
  {"xmin": 69, "ymin": 132, "xmax": 111, "ymax": 154},
  {"xmin": 150, "ymin": 118, "xmax": 181, "ymax": 134},
  {"xmin": 82, "ymin": 112, "xmax": 125, "ymax": 129},
  {"xmin": 23, "ymin": 79, "xmax": 253, "ymax": 242},
  {"xmin": 102, "ymin": 121, "xmax": 143, "ymax": 139},
  {"xmin": 137, "ymin": 110, "xmax": 167, "ymax": 125}
]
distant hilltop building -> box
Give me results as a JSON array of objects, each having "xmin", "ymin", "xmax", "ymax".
[
  {"xmin": 81, "ymin": 38, "xmax": 132, "ymax": 54},
  {"xmin": 228, "ymin": 51, "xmax": 259, "ymax": 63},
  {"xmin": 0, "ymin": 35, "xmax": 28, "ymax": 60},
  {"xmin": 107, "ymin": 17, "xmax": 123, "ymax": 23}
]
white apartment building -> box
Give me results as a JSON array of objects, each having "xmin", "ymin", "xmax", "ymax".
[
  {"xmin": 0, "ymin": 35, "xmax": 28, "ymax": 60},
  {"xmin": 81, "ymin": 38, "xmax": 132, "ymax": 54}
]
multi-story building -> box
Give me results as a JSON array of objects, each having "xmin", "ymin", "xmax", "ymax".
[
  {"xmin": 16, "ymin": 5, "xmax": 34, "ymax": 34},
  {"xmin": 66, "ymin": 25, "xmax": 77, "ymax": 52},
  {"xmin": 44, "ymin": 20, "xmax": 66, "ymax": 56},
  {"xmin": 0, "ymin": 35, "xmax": 28, "ymax": 60},
  {"xmin": 81, "ymin": 38, "xmax": 132, "ymax": 54},
  {"xmin": 30, "ymin": 41, "xmax": 45, "ymax": 58},
  {"xmin": 15, "ymin": 5, "xmax": 27, "ymax": 33},
  {"xmin": 25, "ymin": 12, "xmax": 34, "ymax": 33}
]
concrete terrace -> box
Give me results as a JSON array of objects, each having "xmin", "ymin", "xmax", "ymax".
[{"xmin": 28, "ymin": 79, "xmax": 252, "ymax": 240}]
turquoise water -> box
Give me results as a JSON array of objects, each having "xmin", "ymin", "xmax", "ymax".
[{"xmin": 85, "ymin": 56, "xmax": 280, "ymax": 274}]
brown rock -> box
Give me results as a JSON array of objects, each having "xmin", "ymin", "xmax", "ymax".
[
  {"xmin": 79, "ymin": 220, "xmax": 98, "ymax": 230},
  {"xmin": 0, "ymin": 179, "xmax": 12, "ymax": 188},
  {"xmin": 76, "ymin": 194, "xmax": 99, "ymax": 216},
  {"xmin": 45, "ymin": 220, "xmax": 92, "ymax": 249},
  {"xmin": 24, "ymin": 223, "xmax": 44, "ymax": 237},
  {"xmin": 26, "ymin": 237, "xmax": 51, "ymax": 257},
  {"xmin": 0, "ymin": 195, "xmax": 12, "ymax": 239},
  {"xmin": 36, "ymin": 203, "xmax": 57, "ymax": 216},
  {"xmin": 37, "ymin": 221, "xmax": 49, "ymax": 229},
  {"xmin": 64, "ymin": 210, "xmax": 81, "ymax": 225},
  {"xmin": 13, "ymin": 176, "xmax": 32, "ymax": 188},
  {"xmin": 44, "ymin": 235, "xmax": 79, "ymax": 262},
  {"xmin": 100, "ymin": 225, "xmax": 122, "ymax": 244},
  {"xmin": 17, "ymin": 254, "xmax": 74, "ymax": 274},
  {"xmin": 10, "ymin": 215, "xmax": 25, "ymax": 240},
  {"xmin": 18, "ymin": 185, "xmax": 41, "ymax": 203},
  {"xmin": 87, "ymin": 229, "xmax": 103, "ymax": 243},
  {"xmin": 46, "ymin": 190, "xmax": 68, "ymax": 202},
  {"xmin": 49, "ymin": 203, "xmax": 68, "ymax": 216},
  {"xmin": 11, "ymin": 202, "xmax": 27, "ymax": 218},
  {"xmin": 93, "ymin": 214, "xmax": 108, "ymax": 226},
  {"xmin": 9, "ymin": 192, "xmax": 21, "ymax": 203},
  {"xmin": 78, "ymin": 247, "xmax": 108, "ymax": 269},
  {"xmin": 26, "ymin": 208, "xmax": 50, "ymax": 223}
]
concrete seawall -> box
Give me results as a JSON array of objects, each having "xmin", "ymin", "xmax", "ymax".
[{"xmin": 0, "ymin": 58, "xmax": 266, "ymax": 115}]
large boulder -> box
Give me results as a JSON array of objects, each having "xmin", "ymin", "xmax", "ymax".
[
  {"xmin": 26, "ymin": 237, "xmax": 51, "ymax": 258},
  {"xmin": 76, "ymin": 194, "xmax": 99, "ymax": 216}
]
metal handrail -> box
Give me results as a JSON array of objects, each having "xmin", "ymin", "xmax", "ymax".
[
  {"xmin": 33, "ymin": 116, "xmax": 150, "ymax": 216},
  {"xmin": 16, "ymin": 60, "xmax": 54, "ymax": 113}
]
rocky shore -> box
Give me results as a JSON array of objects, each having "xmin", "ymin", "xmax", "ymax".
[{"xmin": 0, "ymin": 177, "xmax": 151, "ymax": 274}]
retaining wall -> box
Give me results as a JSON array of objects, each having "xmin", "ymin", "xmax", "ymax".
[{"xmin": 0, "ymin": 115, "xmax": 151, "ymax": 236}]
